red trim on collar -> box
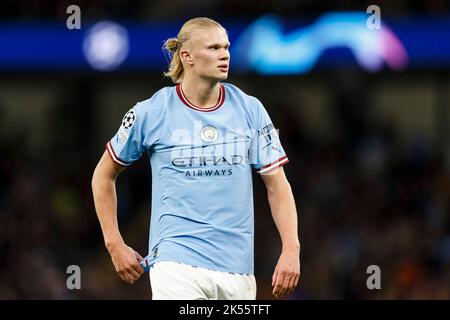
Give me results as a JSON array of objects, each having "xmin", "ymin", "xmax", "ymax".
[{"xmin": 176, "ymin": 83, "xmax": 225, "ymax": 112}]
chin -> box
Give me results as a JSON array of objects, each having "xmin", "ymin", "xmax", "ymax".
[
  {"xmin": 203, "ymin": 73, "xmax": 228, "ymax": 82},
  {"xmin": 217, "ymin": 73, "xmax": 228, "ymax": 81}
]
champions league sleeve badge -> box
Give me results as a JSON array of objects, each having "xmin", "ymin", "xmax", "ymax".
[
  {"xmin": 122, "ymin": 110, "xmax": 136, "ymax": 129},
  {"xmin": 117, "ymin": 109, "xmax": 136, "ymax": 143}
]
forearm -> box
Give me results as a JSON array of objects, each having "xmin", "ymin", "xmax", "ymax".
[
  {"xmin": 92, "ymin": 171, "xmax": 124, "ymax": 250},
  {"xmin": 267, "ymin": 181, "xmax": 300, "ymax": 252}
]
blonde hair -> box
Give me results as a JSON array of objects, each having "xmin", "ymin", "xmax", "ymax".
[{"xmin": 163, "ymin": 17, "xmax": 225, "ymax": 83}]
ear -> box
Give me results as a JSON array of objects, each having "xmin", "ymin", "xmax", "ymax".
[{"xmin": 180, "ymin": 49, "xmax": 194, "ymax": 66}]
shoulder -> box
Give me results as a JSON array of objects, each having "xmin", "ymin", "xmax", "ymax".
[
  {"xmin": 132, "ymin": 86, "xmax": 174, "ymax": 119},
  {"xmin": 222, "ymin": 83, "xmax": 266, "ymax": 119},
  {"xmin": 135, "ymin": 86, "xmax": 172, "ymax": 112},
  {"xmin": 222, "ymin": 82, "xmax": 265, "ymax": 113}
]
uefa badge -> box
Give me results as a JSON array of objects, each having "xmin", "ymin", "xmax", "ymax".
[
  {"xmin": 200, "ymin": 125, "xmax": 218, "ymax": 143},
  {"xmin": 122, "ymin": 110, "xmax": 136, "ymax": 129}
]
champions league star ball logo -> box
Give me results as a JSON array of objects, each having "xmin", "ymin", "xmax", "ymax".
[
  {"xmin": 200, "ymin": 125, "xmax": 218, "ymax": 143},
  {"xmin": 122, "ymin": 110, "xmax": 136, "ymax": 129}
]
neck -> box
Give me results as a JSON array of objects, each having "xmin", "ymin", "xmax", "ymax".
[{"xmin": 180, "ymin": 75, "xmax": 221, "ymax": 109}]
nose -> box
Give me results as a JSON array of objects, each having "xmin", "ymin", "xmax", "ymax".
[{"xmin": 219, "ymin": 49, "xmax": 229, "ymax": 61}]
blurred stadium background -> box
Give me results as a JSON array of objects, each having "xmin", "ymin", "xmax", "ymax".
[{"xmin": 0, "ymin": 0, "xmax": 449, "ymax": 299}]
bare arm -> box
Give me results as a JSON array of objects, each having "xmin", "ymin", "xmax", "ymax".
[
  {"xmin": 261, "ymin": 167, "xmax": 301, "ymax": 298},
  {"xmin": 92, "ymin": 151, "xmax": 144, "ymax": 284}
]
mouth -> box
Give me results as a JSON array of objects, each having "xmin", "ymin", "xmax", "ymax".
[{"xmin": 218, "ymin": 65, "xmax": 228, "ymax": 72}]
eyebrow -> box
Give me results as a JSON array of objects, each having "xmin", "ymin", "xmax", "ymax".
[{"xmin": 206, "ymin": 42, "xmax": 231, "ymax": 48}]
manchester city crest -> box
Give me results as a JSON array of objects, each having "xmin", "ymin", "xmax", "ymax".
[{"xmin": 200, "ymin": 125, "xmax": 218, "ymax": 143}]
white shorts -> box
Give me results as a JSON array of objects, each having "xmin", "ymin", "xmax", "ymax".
[{"xmin": 149, "ymin": 261, "xmax": 257, "ymax": 300}]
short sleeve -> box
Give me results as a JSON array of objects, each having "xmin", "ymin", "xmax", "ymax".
[
  {"xmin": 249, "ymin": 98, "xmax": 289, "ymax": 174},
  {"xmin": 106, "ymin": 90, "xmax": 167, "ymax": 166},
  {"xmin": 106, "ymin": 104, "xmax": 146, "ymax": 166}
]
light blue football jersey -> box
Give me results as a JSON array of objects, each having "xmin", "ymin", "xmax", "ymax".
[{"xmin": 107, "ymin": 83, "xmax": 288, "ymax": 275}]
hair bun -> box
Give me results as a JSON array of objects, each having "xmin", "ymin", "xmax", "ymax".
[{"xmin": 165, "ymin": 38, "xmax": 179, "ymax": 52}]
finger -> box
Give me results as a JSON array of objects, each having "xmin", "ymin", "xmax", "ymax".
[
  {"xmin": 118, "ymin": 271, "xmax": 127, "ymax": 282},
  {"xmin": 293, "ymin": 273, "xmax": 300, "ymax": 288},
  {"xmin": 119, "ymin": 271, "xmax": 132, "ymax": 284},
  {"xmin": 272, "ymin": 270, "xmax": 281, "ymax": 293},
  {"xmin": 124, "ymin": 273, "xmax": 135, "ymax": 284},
  {"xmin": 134, "ymin": 251, "xmax": 144, "ymax": 261},
  {"xmin": 131, "ymin": 260, "xmax": 144, "ymax": 275},
  {"xmin": 271, "ymin": 268, "xmax": 278, "ymax": 287},
  {"xmin": 287, "ymin": 272, "xmax": 300, "ymax": 295},
  {"xmin": 287, "ymin": 274, "xmax": 296, "ymax": 294},
  {"xmin": 122, "ymin": 270, "xmax": 134, "ymax": 283},
  {"xmin": 280, "ymin": 272, "xmax": 291, "ymax": 297},
  {"xmin": 126, "ymin": 267, "xmax": 141, "ymax": 281},
  {"xmin": 273, "ymin": 272, "xmax": 286, "ymax": 298}
]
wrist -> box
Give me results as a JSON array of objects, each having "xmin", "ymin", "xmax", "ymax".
[
  {"xmin": 105, "ymin": 236, "xmax": 124, "ymax": 253},
  {"xmin": 282, "ymin": 242, "xmax": 301, "ymax": 254}
]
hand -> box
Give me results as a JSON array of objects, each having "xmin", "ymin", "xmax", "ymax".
[
  {"xmin": 108, "ymin": 242, "xmax": 144, "ymax": 284},
  {"xmin": 272, "ymin": 248, "xmax": 300, "ymax": 298}
]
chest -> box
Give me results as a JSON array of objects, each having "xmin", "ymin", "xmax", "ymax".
[{"xmin": 152, "ymin": 103, "xmax": 253, "ymax": 167}]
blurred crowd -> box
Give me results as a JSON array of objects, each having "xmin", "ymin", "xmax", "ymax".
[
  {"xmin": 0, "ymin": 72, "xmax": 448, "ymax": 299},
  {"xmin": 278, "ymin": 90, "xmax": 450, "ymax": 299},
  {"xmin": 1, "ymin": 0, "xmax": 449, "ymax": 21},
  {"xmin": 0, "ymin": 0, "xmax": 449, "ymax": 300}
]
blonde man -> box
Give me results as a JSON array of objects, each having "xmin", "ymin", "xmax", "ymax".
[{"xmin": 92, "ymin": 17, "xmax": 300, "ymax": 300}]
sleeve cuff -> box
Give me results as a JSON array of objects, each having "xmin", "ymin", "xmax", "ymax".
[
  {"xmin": 256, "ymin": 156, "xmax": 289, "ymax": 174},
  {"xmin": 106, "ymin": 141, "xmax": 130, "ymax": 167}
]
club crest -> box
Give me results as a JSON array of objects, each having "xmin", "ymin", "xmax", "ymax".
[{"xmin": 200, "ymin": 125, "xmax": 218, "ymax": 143}]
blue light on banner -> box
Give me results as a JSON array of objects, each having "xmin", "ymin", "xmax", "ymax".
[
  {"xmin": 83, "ymin": 21, "xmax": 129, "ymax": 71},
  {"xmin": 231, "ymin": 13, "xmax": 408, "ymax": 74},
  {"xmin": 0, "ymin": 14, "xmax": 448, "ymax": 73}
]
